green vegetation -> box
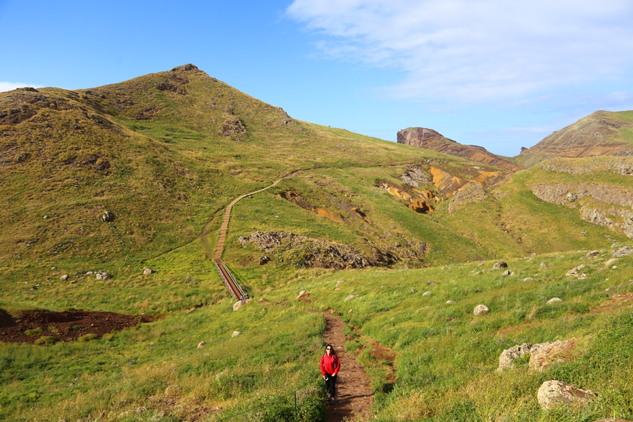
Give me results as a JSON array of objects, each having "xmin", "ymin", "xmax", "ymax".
[{"xmin": 2, "ymin": 66, "xmax": 633, "ymax": 421}]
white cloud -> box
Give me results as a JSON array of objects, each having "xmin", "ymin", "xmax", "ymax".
[
  {"xmin": 287, "ymin": 0, "xmax": 633, "ymax": 104},
  {"xmin": 0, "ymin": 82, "xmax": 43, "ymax": 92}
]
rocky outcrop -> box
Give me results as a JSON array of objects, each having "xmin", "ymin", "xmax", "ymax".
[
  {"xmin": 532, "ymin": 183, "xmax": 633, "ymax": 238},
  {"xmin": 537, "ymin": 380, "xmax": 597, "ymax": 410},
  {"xmin": 397, "ymin": 127, "xmax": 522, "ymax": 171},
  {"xmin": 448, "ymin": 183, "xmax": 488, "ymax": 213},
  {"xmin": 518, "ymin": 110, "xmax": 633, "ymax": 167},
  {"xmin": 238, "ymin": 231, "xmax": 400, "ymax": 269},
  {"xmin": 400, "ymin": 167, "xmax": 431, "ymax": 186},
  {"xmin": 498, "ymin": 343, "xmax": 533, "ymax": 372},
  {"xmin": 377, "ymin": 182, "xmax": 435, "ymax": 213},
  {"xmin": 539, "ymin": 156, "xmax": 633, "ymax": 176}
]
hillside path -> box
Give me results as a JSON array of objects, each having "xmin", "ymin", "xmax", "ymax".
[
  {"xmin": 323, "ymin": 314, "xmax": 373, "ymax": 422},
  {"xmin": 199, "ymin": 170, "xmax": 303, "ymax": 261}
]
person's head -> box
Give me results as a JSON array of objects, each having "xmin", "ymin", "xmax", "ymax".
[{"xmin": 325, "ymin": 344, "xmax": 335, "ymax": 355}]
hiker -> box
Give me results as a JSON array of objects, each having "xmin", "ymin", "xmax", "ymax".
[{"xmin": 320, "ymin": 344, "xmax": 340, "ymax": 401}]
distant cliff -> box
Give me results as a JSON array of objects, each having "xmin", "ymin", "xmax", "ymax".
[{"xmin": 397, "ymin": 127, "xmax": 523, "ymax": 171}]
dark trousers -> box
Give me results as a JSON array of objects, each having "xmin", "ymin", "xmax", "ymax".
[{"xmin": 325, "ymin": 373, "xmax": 337, "ymax": 398}]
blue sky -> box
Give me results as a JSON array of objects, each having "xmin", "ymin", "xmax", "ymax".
[{"xmin": 1, "ymin": 0, "xmax": 632, "ymax": 156}]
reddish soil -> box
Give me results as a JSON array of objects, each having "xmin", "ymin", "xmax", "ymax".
[
  {"xmin": 323, "ymin": 314, "xmax": 374, "ymax": 422},
  {"xmin": 0, "ymin": 309, "xmax": 156, "ymax": 345}
]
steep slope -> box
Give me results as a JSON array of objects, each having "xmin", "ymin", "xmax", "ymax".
[
  {"xmin": 397, "ymin": 127, "xmax": 523, "ymax": 171},
  {"xmin": 517, "ymin": 110, "xmax": 633, "ymax": 167}
]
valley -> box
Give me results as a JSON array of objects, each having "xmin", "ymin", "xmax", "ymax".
[{"xmin": 1, "ymin": 65, "xmax": 632, "ymax": 422}]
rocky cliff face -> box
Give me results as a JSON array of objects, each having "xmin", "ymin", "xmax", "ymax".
[
  {"xmin": 517, "ymin": 110, "xmax": 633, "ymax": 167},
  {"xmin": 397, "ymin": 127, "xmax": 523, "ymax": 171}
]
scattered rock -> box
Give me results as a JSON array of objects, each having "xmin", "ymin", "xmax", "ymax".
[
  {"xmin": 197, "ymin": 341, "xmax": 206, "ymax": 349},
  {"xmin": 546, "ymin": 297, "xmax": 563, "ymax": 305},
  {"xmin": 502, "ymin": 270, "xmax": 511, "ymax": 276},
  {"xmin": 540, "ymin": 263, "xmax": 548, "ymax": 269},
  {"xmin": 578, "ymin": 274, "xmax": 588, "ymax": 280},
  {"xmin": 95, "ymin": 271, "xmax": 111, "ymax": 280},
  {"xmin": 474, "ymin": 304, "xmax": 490, "ymax": 315},
  {"xmin": 232, "ymin": 301, "xmax": 244, "ymax": 311},
  {"xmin": 60, "ymin": 274, "xmax": 68, "ymax": 281},
  {"xmin": 446, "ymin": 300, "xmax": 456, "ymax": 305},
  {"xmin": 100, "ymin": 210, "xmax": 114, "ymax": 223},
  {"xmin": 136, "ymin": 407, "xmax": 147, "ymax": 414},
  {"xmin": 605, "ymin": 258, "xmax": 619, "ymax": 267},
  {"xmin": 85, "ymin": 271, "xmax": 93, "ymax": 275},
  {"xmin": 566, "ymin": 264, "xmax": 586, "ymax": 277},
  {"xmin": 259, "ymin": 256, "xmax": 270, "ymax": 265},
  {"xmin": 348, "ymin": 309, "xmax": 353, "ymax": 314},
  {"xmin": 336, "ymin": 280, "xmax": 345, "ymax": 287},
  {"xmin": 344, "ymin": 294, "xmax": 358, "ymax": 302},
  {"xmin": 257, "ymin": 298, "xmax": 268, "ymax": 303},
  {"xmin": 493, "ymin": 261, "xmax": 508, "ymax": 269},
  {"xmin": 537, "ymin": 380, "xmax": 597, "ymax": 410},
  {"xmin": 523, "ymin": 277, "xmax": 534, "ymax": 282},
  {"xmin": 498, "ymin": 343, "xmax": 533, "ymax": 372},
  {"xmin": 586, "ymin": 250, "xmax": 600, "ymax": 257},
  {"xmin": 143, "ymin": 268, "xmax": 154, "ymax": 275},
  {"xmin": 426, "ymin": 280, "xmax": 436, "ymax": 285},
  {"xmin": 296, "ymin": 291, "xmax": 310, "ymax": 301},
  {"xmin": 530, "ymin": 340, "xmax": 576, "ymax": 372},
  {"xmin": 612, "ymin": 246, "xmax": 633, "ymax": 257},
  {"xmin": 232, "ymin": 330, "xmax": 241, "ymax": 338},
  {"xmin": 592, "ymin": 419, "xmax": 632, "ymax": 422},
  {"xmin": 422, "ymin": 291, "xmax": 432, "ymax": 296}
]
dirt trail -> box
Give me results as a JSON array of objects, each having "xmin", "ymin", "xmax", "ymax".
[{"xmin": 323, "ymin": 314, "xmax": 374, "ymax": 422}]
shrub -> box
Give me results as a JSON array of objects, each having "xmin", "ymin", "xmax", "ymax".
[
  {"xmin": 24, "ymin": 327, "xmax": 43, "ymax": 337},
  {"xmin": 34, "ymin": 336, "xmax": 57, "ymax": 345}
]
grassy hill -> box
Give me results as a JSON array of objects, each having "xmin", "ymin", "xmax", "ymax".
[
  {"xmin": 2, "ymin": 65, "xmax": 633, "ymax": 421},
  {"xmin": 516, "ymin": 110, "xmax": 633, "ymax": 167}
]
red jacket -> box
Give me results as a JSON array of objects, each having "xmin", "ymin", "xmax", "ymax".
[{"xmin": 320, "ymin": 352, "xmax": 340, "ymax": 376}]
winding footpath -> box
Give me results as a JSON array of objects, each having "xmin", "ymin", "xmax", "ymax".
[{"xmin": 200, "ymin": 170, "xmax": 303, "ymax": 261}]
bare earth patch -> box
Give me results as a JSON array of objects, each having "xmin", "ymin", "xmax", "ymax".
[{"xmin": 0, "ymin": 309, "xmax": 157, "ymax": 344}]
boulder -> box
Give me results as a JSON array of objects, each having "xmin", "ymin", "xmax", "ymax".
[
  {"xmin": 612, "ymin": 246, "xmax": 633, "ymax": 257},
  {"xmin": 474, "ymin": 304, "xmax": 490, "ymax": 315},
  {"xmin": 60, "ymin": 274, "xmax": 69, "ymax": 281},
  {"xmin": 423, "ymin": 291, "xmax": 432, "ymax": 296},
  {"xmin": 546, "ymin": 297, "xmax": 563, "ymax": 305},
  {"xmin": 537, "ymin": 380, "xmax": 597, "ymax": 410},
  {"xmin": 232, "ymin": 331, "xmax": 240, "ymax": 337},
  {"xmin": 143, "ymin": 268, "xmax": 153, "ymax": 275},
  {"xmin": 586, "ymin": 250, "xmax": 600, "ymax": 257},
  {"xmin": 497, "ymin": 343, "xmax": 533, "ymax": 372},
  {"xmin": 100, "ymin": 210, "xmax": 115, "ymax": 223},
  {"xmin": 233, "ymin": 301, "xmax": 244, "ymax": 311},
  {"xmin": 197, "ymin": 341, "xmax": 206, "ymax": 349},
  {"xmin": 566, "ymin": 264, "xmax": 586, "ymax": 277},
  {"xmin": 344, "ymin": 294, "xmax": 358, "ymax": 302},
  {"xmin": 95, "ymin": 271, "xmax": 111, "ymax": 280},
  {"xmin": 529, "ymin": 339, "xmax": 575, "ymax": 372},
  {"xmin": 493, "ymin": 262, "xmax": 508, "ymax": 269},
  {"xmin": 502, "ymin": 270, "xmax": 511, "ymax": 276},
  {"xmin": 296, "ymin": 291, "xmax": 310, "ymax": 301}
]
